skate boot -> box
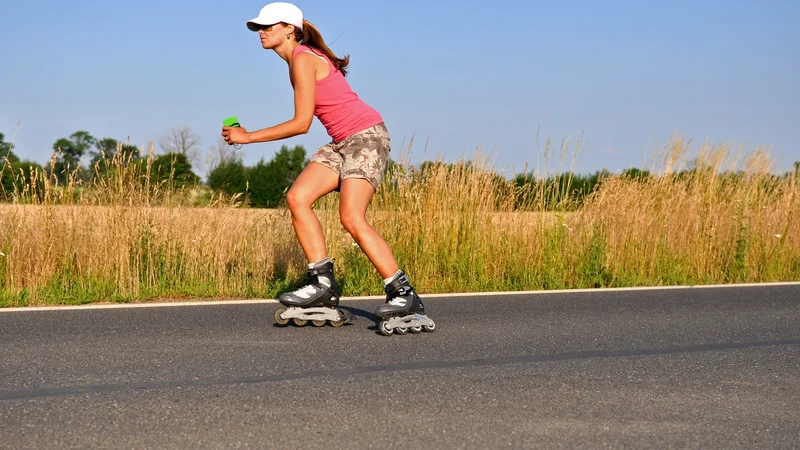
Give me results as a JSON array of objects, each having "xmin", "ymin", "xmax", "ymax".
[
  {"xmin": 274, "ymin": 258, "xmax": 354, "ymax": 328},
  {"xmin": 375, "ymin": 270, "xmax": 436, "ymax": 336}
]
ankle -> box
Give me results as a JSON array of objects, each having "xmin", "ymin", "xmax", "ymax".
[
  {"xmin": 383, "ymin": 269, "xmax": 400, "ymax": 286},
  {"xmin": 308, "ymin": 257, "xmax": 332, "ymax": 269}
]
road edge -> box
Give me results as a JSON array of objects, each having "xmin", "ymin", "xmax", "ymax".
[{"xmin": 1, "ymin": 281, "xmax": 799, "ymax": 313}]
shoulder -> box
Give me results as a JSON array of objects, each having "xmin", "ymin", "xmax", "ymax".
[
  {"xmin": 290, "ymin": 52, "xmax": 320, "ymax": 88},
  {"xmin": 292, "ymin": 45, "xmax": 319, "ymax": 64},
  {"xmin": 291, "ymin": 51, "xmax": 318, "ymax": 75}
]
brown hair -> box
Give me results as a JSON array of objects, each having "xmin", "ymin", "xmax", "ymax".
[{"xmin": 292, "ymin": 19, "xmax": 350, "ymax": 77}]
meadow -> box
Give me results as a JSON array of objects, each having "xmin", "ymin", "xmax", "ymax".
[{"xmin": 1, "ymin": 133, "xmax": 798, "ymax": 307}]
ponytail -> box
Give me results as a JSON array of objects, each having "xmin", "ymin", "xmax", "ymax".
[{"xmin": 293, "ymin": 19, "xmax": 350, "ymax": 77}]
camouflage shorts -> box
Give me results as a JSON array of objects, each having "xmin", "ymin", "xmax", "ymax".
[{"xmin": 311, "ymin": 122, "xmax": 390, "ymax": 191}]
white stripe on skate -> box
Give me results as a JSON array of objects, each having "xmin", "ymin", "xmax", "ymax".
[{"xmin": 1, "ymin": 281, "xmax": 798, "ymax": 312}]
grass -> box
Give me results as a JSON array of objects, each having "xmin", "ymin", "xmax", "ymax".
[{"xmin": 1, "ymin": 133, "xmax": 798, "ymax": 307}]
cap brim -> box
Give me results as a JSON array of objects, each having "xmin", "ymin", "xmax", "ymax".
[{"xmin": 246, "ymin": 18, "xmax": 276, "ymax": 31}]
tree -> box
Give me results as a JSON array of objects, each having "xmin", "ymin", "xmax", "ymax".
[
  {"xmin": 158, "ymin": 126, "xmax": 201, "ymax": 169},
  {"xmin": 0, "ymin": 131, "xmax": 41, "ymax": 200},
  {"xmin": 0, "ymin": 132, "xmax": 16, "ymax": 195},
  {"xmin": 207, "ymin": 137, "xmax": 247, "ymax": 197},
  {"xmin": 89, "ymin": 138, "xmax": 141, "ymax": 178},
  {"xmin": 95, "ymin": 138, "xmax": 118, "ymax": 157},
  {"xmin": 620, "ymin": 167, "xmax": 651, "ymax": 182},
  {"xmin": 53, "ymin": 131, "xmax": 96, "ymax": 166},
  {"xmin": 120, "ymin": 143, "xmax": 140, "ymax": 160},
  {"xmin": 1, "ymin": 150, "xmax": 19, "ymax": 165},
  {"xmin": 50, "ymin": 131, "xmax": 96, "ymax": 184},
  {"xmin": 0, "ymin": 131, "xmax": 14, "ymax": 159},
  {"xmin": 269, "ymin": 144, "xmax": 309, "ymax": 183},
  {"xmin": 207, "ymin": 159, "xmax": 248, "ymax": 197},
  {"xmin": 149, "ymin": 152, "xmax": 201, "ymax": 188},
  {"xmin": 246, "ymin": 160, "xmax": 285, "ymax": 208},
  {"xmin": 246, "ymin": 145, "xmax": 308, "ymax": 208},
  {"xmin": 511, "ymin": 169, "xmax": 610, "ymax": 211},
  {"xmin": 1, "ymin": 157, "xmax": 44, "ymax": 201},
  {"xmin": 206, "ymin": 136, "xmax": 243, "ymax": 175}
]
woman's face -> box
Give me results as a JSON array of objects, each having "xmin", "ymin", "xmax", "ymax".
[{"xmin": 257, "ymin": 23, "xmax": 291, "ymax": 50}]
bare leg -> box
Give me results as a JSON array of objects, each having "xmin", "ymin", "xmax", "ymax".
[
  {"xmin": 285, "ymin": 162, "xmax": 341, "ymax": 263},
  {"xmin": 339, "ymin": 178, "xmax": 400, "ymax": 279}
]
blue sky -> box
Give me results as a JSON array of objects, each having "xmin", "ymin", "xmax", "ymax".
[{"xmin": 1, "ymin": 0, "xmax": 798, "ymax": 179}]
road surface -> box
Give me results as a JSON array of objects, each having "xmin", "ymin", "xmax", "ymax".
[{"xmin": 1, "ymin": 283, "xmax": 799, "ymax": 448}]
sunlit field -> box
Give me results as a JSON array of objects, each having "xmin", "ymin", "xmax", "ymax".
[{"xmin": 1, "ymin": 133, "xmax": 798, "ymax": 307}]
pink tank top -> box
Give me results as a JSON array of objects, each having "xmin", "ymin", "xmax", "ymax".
[{"xmin": 291, "ymin": 45, "xmax": 384, "ymax": 142}]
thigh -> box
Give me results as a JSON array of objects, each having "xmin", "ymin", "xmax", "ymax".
[
  {"xmin": 288, "ymin": 161, "xmax": 341, "ymax": 205},
  {"xmin": 339, "ymin": 178, "xmax": 376, "ymax": 219}
]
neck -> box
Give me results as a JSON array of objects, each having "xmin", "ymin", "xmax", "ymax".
[{"xmin": 275, "ymin": 40, "xmax": 300, "ymax": 64}]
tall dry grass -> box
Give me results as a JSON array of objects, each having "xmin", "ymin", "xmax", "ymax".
[
  {"xmin": 1, "ymin": 145, "xmax": 309, "ymax": 306},
  {"xmin": 583, "ymin": 137, "xmax": 798, "ymax": 284},
  {"xmin": 1, "ymin": 134, "xmax": 798, "ymax": 307}
]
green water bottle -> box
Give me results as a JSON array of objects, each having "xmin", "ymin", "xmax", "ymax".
[{"xmin": 223, "ymin": 116, "xmax": 242, "ymax": 149}]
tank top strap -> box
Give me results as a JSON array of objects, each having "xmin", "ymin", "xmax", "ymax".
[{"xmin": 293, "ymin": 45, "xmax": 336, "ymax": 74}]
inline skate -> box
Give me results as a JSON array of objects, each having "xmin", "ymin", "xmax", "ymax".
[
  {"xmin": 274, "ymin": 258, "xmax": 354, "ymax": 327},
  {"xmin": 375, "ymin": 270, "xmax": 436, "ymax": 336}
]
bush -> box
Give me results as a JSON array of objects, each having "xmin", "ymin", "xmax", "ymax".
[
  {"xmin": 241, "ymin": 145, "xmax": 308, "ymax": 208},
  {"xmin": 207, "ymin": 159, "xmax": 247, "ymax": 197}
]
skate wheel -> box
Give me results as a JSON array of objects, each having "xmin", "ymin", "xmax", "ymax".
[
  {"xmin": 292, "ymin": 318, "xmax": 308, "ymax": 327},
  {"xmin": 378, "ymin": 321, "xmax": 393, "ymax": 336},
  {"xmin": 422, "ymin": 321, "xmax": 436, "ymax": 332},
  {"xmin": 312, "ymin": 319, "xmax": 327, "ymax": 327},
  {"xmin": 274, "ymin": 308, "xmax": 289, "ymax": 326},
  {"xmin": 394, "ymin": 326, "xmax": 408, "ymax": 335},
  {"xmin": 330, "ymin": 318, "xmax": 345, "ymax": 328},
  {"xmin": 409, "ymin": 325, "xmax": 422, "ymax": 334}
]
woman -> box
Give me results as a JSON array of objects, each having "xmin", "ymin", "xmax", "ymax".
[{"xmin": 222, "ymin": 2, "xmax": 435, "ymax": 335}]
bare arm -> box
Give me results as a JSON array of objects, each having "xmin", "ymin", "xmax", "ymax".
[{"xmin": 222, "ymin": 52, "xmax": 317, "ymax": 144}]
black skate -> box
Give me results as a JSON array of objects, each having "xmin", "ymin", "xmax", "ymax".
[
  {"xmin": 274, "ymin": 258, "xmax": 354, "ymax": 328},
  {"xmin": 375, "ymin": 270, "xmax": 436, "ymax": 336}
]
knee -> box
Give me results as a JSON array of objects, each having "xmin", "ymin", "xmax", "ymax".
[
  {"xmin": 285, "ymin": 188, "xmax": 310, "ymax": 213},
  {"xmin": 340, "ymin": 209, "xmax": 366, "ymax": 236}
]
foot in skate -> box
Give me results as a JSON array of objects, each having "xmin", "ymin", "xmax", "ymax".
[
  {"xmin": 274, "ymin": 258, "xmax": 354, "ymax": 327},
  {"xmin": 375, "ymin": 270, "xmax": 436, "ymax": 336},
  {"xmin": 278, "ymin": 258, "xmax": 339, "ymax": 308}
]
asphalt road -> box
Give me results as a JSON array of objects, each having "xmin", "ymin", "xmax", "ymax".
[{"xmin": 1, "ymin": 284, "xmax": 799, "ymax": 449}]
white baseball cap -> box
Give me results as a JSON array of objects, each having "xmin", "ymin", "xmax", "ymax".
[{"xmin": 246, "ymin": 2, "xmax": 303, "ymax": 31}]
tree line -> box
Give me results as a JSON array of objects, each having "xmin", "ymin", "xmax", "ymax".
[
  {"xmin": 3, "ymin": 128, "xmax": 800, "ymax": 210},
  {"xmin": 0, "ymin": 129, "xmax": 199, "ymax": 195},
  {"xmin": 0, "ymin": 127, "xmax": 308, "ymax": 208}
]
